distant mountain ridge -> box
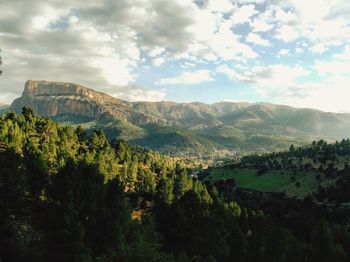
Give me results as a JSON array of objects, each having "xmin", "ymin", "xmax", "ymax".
[
  {"xmin": 9, "ymin": 80, "xmax": 350, "ymax": 156},
  {"xmin": 11, "ymin": 80, "xmax": 172, "ymax": 126}
]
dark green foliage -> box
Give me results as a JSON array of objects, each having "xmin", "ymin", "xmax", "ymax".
[
  {"xmin": 0, "ymin": 150, "xmax": 27, "ymax": 261},
  {"xmin": 310, "ymin": 220, "xmax": 345, "ymax": 262},
  {"xmin": 0, "ymin": 109, "xmax": 350, "ymax": 261},
  {"xmin": 174, "ymin": 170, "xmax": 192, "ymax": 199},
  {"xmin": 238, "ymin": 139, "xmax": 350, "ymax": 172},
  {"xmin": 0, "ymin": 111, "xmax": 172, "ymax": 261},
  {"xmin": 156, "ymin": 177, "xmax": 174, "ymax": 205}
]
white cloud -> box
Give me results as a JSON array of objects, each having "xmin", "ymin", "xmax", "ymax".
[
  {"xmin": 91, "ymin": 56, "xmax": 134, "ymax": 86},
  {"xmin": 207, "ymin": 20, "xmax": 258, "ymax": 60},
  {"xmin": 274, "ymin": 8, "xmax": 298, "ymax": 24},
  {"xmin": 246, "ymin": 33, "xmax": 270, "ymax": 46},
  {"xmin": 113, "ymin": 88, "xmax": 167, "ymax": 102},
  {"xmin": 217, "ymin": 65, "xmax": 240, "ymax": 80},
  {"xmin": 186, "ymin": 8, "xmax": 217, "ymax": 43},
  {"xmin": 0, "ymin": 0, "xmax": 263, "ymax": 103},
  {"xmin": 157, "ymin": 70, "xmax": 214, "ymax": 85},
  {"xmin": 290, "ymin": 0, "xmax": 343, "ymax": 25},
  {"xmin": 237, "ymin": 0, "xmax": 265, "ymax": 3},
  {"xmin": 186, "ymin": 12, "xmax": 258, "ymax": 61},
  {"xmin": 295, "ymin": 47, "xmax": 303, "ymax": 54},
  {"xmin": 254, "ymin": 64, "xmax": 310, "ymax": 88},
  {"xmin": 205, "ymin": 0, "xmax": 234, "ymax": 13},
  {"xmin": 285, "ymin": 0, "xmax": 350, "ymax": 45},
  {"xmin": 280, "ymin": 55, "xmax": 350, "ymax": 112},
  {"xmin": 310, "ymin": 43, "xmax": 328, "ymax": 54},
  {"xmin": 153, "ymin": 57, "xmax": 165, "ymax": 66},
  {"xmin": 250, "ymin": 18, "xmax": 274, "ymax": 32},
  {"xmin": 307, "ymin": 20, "xmax": 350, "ymax": 43},
  {"xmin": 315, "ymin": 60, "xmax": 350, "ymax": 76},
  {"xmin": 275, "ymin": 25, "xmax": 299, "ymax": 42},
  {"xmin": 250, "ymin": 7, "xmax": 274, "ymax": 33},
  {"xmin": 218, "ymin": 64, "xmax": 309, "ymax": 88},
  {"xmin": 278, "ymin": 49, "xmax": 290, "ymax": 56},
  {"xmin": 333, "ymin": 45, "xmax": 350, "ymax": 60},
  {"xmin": 0, "ymin": 0, "xmax": 196, "ymax": 100},
  {"xmin": 181, "ymin": 61, "xmax": 196, "ymax": 68},
  {"xmin": 231, "ymin": 4, "xmax": 258, "ymax": 24},
  {"xmin": 285, "ymin": 76, "xmax": 350, "ymax": 113},
  {"xmin": 148, "ymin": 47, "xmax": 166, "ymax": 57}
]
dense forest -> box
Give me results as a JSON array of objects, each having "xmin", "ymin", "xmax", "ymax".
[
  {"xmin": 1, "ymin": 108, "xmax": 350, "ymax": 261},
  {"xmin": 231, "ymin": 139, "xmax": 350, "ymax": 202}
]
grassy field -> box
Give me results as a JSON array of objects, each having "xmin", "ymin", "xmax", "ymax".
[{"xmin": 205, "ymin": 167, "xmax": 338, "ymax": 198}]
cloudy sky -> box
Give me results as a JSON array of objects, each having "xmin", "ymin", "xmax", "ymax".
[{"xmin": 1, "ymin": 0, "xmax": 350, "ymax": 112}]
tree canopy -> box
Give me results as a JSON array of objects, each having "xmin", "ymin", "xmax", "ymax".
[{"xmin": 0, "ymin": 108, "xmax": 349, "ymax": 261}]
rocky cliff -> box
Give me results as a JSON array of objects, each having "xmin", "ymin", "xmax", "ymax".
[{"xmin": 11, "ymin": 80, "xmax": 171, "ymax": 125}]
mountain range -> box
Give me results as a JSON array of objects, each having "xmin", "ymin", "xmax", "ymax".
[{"xmin": 9, "ymin": 80, "xmax": 350, "ymax": 157}]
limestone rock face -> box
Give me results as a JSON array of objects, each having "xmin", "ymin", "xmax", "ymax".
[{"xmin": 11, "ymin": 80, "xmax": 170, "ymax": 125}]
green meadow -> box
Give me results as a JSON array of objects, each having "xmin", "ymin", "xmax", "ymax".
[{"xmin": 205, "ymin": 167, "xmax": 337, "ymax": 198}]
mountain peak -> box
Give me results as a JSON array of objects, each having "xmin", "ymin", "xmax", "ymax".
[
  {"xmin": 11, "ymin": 80, "xmax": 125, "ymax": 118},
  {"xmin": 22, "ymin": 80, "xmax": 114, "ymax": 102},
  {"xmin": 10, "ymin": 80, "xmax": 171, "ymax": 126}
]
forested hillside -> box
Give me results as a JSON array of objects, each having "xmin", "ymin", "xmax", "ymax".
[
  {"xmin": 1, "ymin": 108, "xmax": 349, "ymax": 261},
  {"xmin": 10, "ymin": 80, "xmax": 350, "ymax": 157},
  {"xmin": 204, "ymin": 139, "xmax": 350, "ymax": 199}
]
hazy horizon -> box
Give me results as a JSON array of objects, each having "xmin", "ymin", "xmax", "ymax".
[
  {"xmin": 3, "ymin": 79, "xmax": 350, "ymax": 115},
  {"xmin": 1, "ymin": 0, "xmax": 350, "ymax": 112}
]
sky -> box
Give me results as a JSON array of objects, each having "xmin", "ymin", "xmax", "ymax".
[{"xmin": 1, "ymin": 0, "xmax": 350, "ymax": 112}]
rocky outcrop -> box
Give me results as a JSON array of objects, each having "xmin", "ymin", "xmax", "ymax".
[{"xmin": 11, "ymin": 80, "xmax": 171, "ymax": 125}]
